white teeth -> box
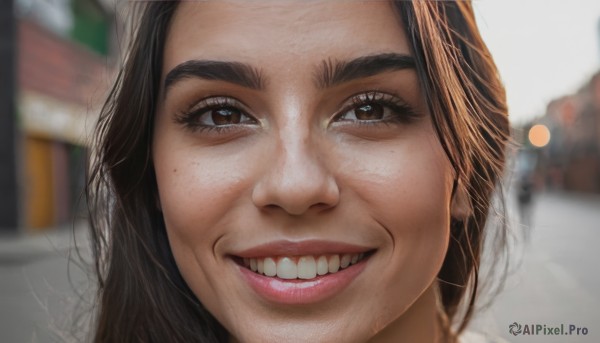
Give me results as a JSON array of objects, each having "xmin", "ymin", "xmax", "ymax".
[
  {"xmin": 263, "ymin": 257, "xmax": 277, "ymax": 277},
  {"xmin": 317, "ymin": 256, "xmax": 328, "ymax": 275},
  {"xmin": 297, "ymin": 256, "xmax": 317, "ymax": 279},
  {"xmin": 277, "ymin": 257, "xmax": 298, "ymax": 279},
  {"xmin": 340, "ymin": 254, "xmax": 351, "ymax": 268},
  {"xmin": 244, "ymin": 253, "xmax": 368, "ymax": 280},
  {"xmin": 328, "ymin": 255, "xmax": 340, "ymax": 273}
]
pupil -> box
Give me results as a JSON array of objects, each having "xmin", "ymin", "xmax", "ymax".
[
  {"xmin": 355, "ymin": 103, "xmax": 383, "ymax": 120},
  {"xmin": 212, "ymin": 108, "xmax": 241, "ymax": 125}
]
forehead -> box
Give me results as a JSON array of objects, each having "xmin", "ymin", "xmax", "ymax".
[{"xmin": 164, "ymin": 1, "xmax": 410, "ymax": 74}]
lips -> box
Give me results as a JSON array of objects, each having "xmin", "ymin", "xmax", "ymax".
[{"xmin": 230, "ymin": 240, "xmax": 374, "ymax": 304}]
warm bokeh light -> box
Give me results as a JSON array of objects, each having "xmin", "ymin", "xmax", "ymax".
[{"xmin": 529, "ymin": 124, "xmax": 551, "ymax": 147}]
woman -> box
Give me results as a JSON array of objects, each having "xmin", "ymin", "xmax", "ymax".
[{"xmin": 87, "ymin": 1, "xmax": 510, "ymax": 342}]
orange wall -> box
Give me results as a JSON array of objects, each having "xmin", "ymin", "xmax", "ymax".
[{"xmin": 25, "ymin": 136, "xmax": 54, "ymax": 230}]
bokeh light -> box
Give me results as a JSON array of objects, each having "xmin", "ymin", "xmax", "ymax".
[{"xmin": 528, "ymin": 124, "xmax": 551, "ymax": 147}]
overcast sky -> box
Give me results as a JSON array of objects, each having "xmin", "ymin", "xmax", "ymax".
[{"xmin": 474, "ymin": 0, "xmax": 600, "ymax": 124}]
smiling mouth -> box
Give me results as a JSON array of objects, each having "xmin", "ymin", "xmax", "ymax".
[{"xmin": 236, "ymin": 252, "xmax": 373, "ymax": 281}]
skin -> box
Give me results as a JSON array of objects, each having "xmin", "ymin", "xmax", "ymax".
[{"xmin": 153, "ymin": 1, "xmax": 462, "ymax": 342}]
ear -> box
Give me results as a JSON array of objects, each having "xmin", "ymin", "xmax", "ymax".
[{"xmin": 451, "ymin": 178, "xmax": 472, "ymax": 220}]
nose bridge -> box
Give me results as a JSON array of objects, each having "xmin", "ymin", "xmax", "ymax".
[
  {"xmin": 279, "ymin": 126, "xmax": 320, "ymax": 187},
  {"xmin": 252, "ymin": 119, "xmax": 339, "ymax": 215}
]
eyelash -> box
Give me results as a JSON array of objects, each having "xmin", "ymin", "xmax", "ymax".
[
  {"xmin": 174, "ymin": 96, "xmax": 255, "ymax": 134},
  {"xmin": 335, "ymin": 91, "xmax": 419, "ymax": 126},
  {"xmin": 175, "ymin": 91, "xmax": 418, "ymax": 133}
]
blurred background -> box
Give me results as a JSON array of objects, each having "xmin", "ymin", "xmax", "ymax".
[
  {"xmin": 0, "ymin": 0, "xmax": 120, "ymax": 341},
  {"xmin": 0, "ymin": 0, "xmax": 599, "ymax": 342}
]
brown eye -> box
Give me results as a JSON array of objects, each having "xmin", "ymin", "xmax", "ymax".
[
  {"xmin": 211, "ymin": 108, "xmax": 242, "ymax": 125},
  {"xmin": 354, "ymin": 103, "xmax": 384, "ymax": 120},
  {"xmin": 176, "ymin": 96, "xmax": 258, "ymax": 132},
  {"xmin": 332, "ymin": 92, "xmax": 418, "ymax": 128}
]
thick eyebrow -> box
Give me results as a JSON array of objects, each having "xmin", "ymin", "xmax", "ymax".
[
  {"xmin": 163, "ymin": 60, "xmax": 265, "ymax": 95},
  {"xmin": 316, "ymin": 53, "xmax": 416, "ymax": 89}
]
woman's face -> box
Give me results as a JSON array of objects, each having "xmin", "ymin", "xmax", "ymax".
[{"xmin": 154, "ymin": 1, "xmax": 456, "ymax": 342}]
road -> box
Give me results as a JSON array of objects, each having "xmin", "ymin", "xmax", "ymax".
[
  {"xmin": 0, "ymin": 192, "xmax": 598, "ymax": 342},
  {"xmin": 470, "ymin": 191, "xmax": 600, "ymax": 343},
  {"xmin": 0, "ymin": 223, "xmax": 93, "ymax": 343}
]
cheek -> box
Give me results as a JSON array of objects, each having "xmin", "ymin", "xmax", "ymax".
[
  {"xmin": 337, "ymin": 132, "xmax": 453, "ymax": 235},
  {"xmin": 335, "ymin": 131, "xmax": 453, "ymax": 313},
  {"xmin": 153, "ymin": 135, "xmax": 266, "ymax": 246},
  {"xmin": 153, "ymin": 122, "xmax": 262, "ymax": 262},
  {"xmin": 152, "ymin": 135, "xmax": 268, "ymax": 316},
  {"xmin": 156, "ymin": 157, "xmax": 245, "ymax": 239}
]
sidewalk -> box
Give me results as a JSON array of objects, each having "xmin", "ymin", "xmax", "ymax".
[
  {"xmin": 0, "ymin": 223, "xmax": 87, "ymax": 265},
  {"xmin": 0, "ymin": 222, "xmax": 94, "ymax": 343},
  {"xmin": 470, "ymin": 190, "xmax": 600, "ymax": 342}
]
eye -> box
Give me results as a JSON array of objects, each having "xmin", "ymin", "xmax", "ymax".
[
  {"xmin": 176, "ymin": 97, "xmax": 257, "ymax": 132},
  {"xmin": 204, "ymin": 107, "xmax": 244, "ymax": 126},
  {"xmin": 334, "ymin": 91, "xmax": 417, "ymax": 125},
  {"xmin": 347, "ymin": 103, "xmax": 385, "ymax": 121}
]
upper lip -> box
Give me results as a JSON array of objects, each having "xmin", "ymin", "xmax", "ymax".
[{"xmin": 230, "ymin": 239, "xmax": 375, "ymax": 258}]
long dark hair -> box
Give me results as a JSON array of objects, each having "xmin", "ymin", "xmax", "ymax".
[
  {"xmin": 87, "ymin": 1, "xmax": 509, "ymax": 342},
  {"xmin": 395, "ymin": 1, "xmax": 510, "ymax": 335}
]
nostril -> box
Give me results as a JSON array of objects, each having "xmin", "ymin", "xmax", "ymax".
[
  {"xmin": 311, "ymin": 202, "xmax": 337, "ymax": 213},
  {"xmin": 262, "ymin": 204, "xmax": 280, "ymax": 211},
  {"xmin": 253, "ymin": 187, "xmax": 340, "ymax": 216}
]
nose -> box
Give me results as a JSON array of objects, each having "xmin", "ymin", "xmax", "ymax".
[{"xmin": 252, "ymin": 131, "xmax": 340, "ymax": 216}]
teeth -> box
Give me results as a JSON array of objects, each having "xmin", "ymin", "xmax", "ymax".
[
  {"xmin": 257, "ymin": 259, "xmax": 264, "ymax": 274},
  {"xmin": 328, "ymin": 255, "xmax": 340, "ymax": 273},
  {"xmin": 244, "ymin": 253, "xmax": 367, "ymax": 280},
  {"xmin": 264, "ymin": 257, "xmax": 277, "ymax": 277},
  {"xmin": 277, "ymin": 257, "xmax": 297, "ymax": 279},
  {"xmin": 297, "ymin": 256, "xmax": 316, "ymax": 279},
  {"xmin": 340, "ymin": 254, "xmax": 351, "ymax": 268},
  {"xmin": 317, "ymin": 256, "xmax": 328, "ymax": 275}
]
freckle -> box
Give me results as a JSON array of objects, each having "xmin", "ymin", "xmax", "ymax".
[{"xmin": 173, "ymin": 169, "xmax": 177, "ymax": 173}]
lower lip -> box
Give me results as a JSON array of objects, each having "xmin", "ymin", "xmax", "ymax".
[{"xmin": 237, "ymin": 258, "xmax": 368, "ymax": 305}]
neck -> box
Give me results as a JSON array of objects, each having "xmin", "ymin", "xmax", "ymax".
[{"xmin": 368, "ymin": 283, "xmax": 447, "ymax": 343}]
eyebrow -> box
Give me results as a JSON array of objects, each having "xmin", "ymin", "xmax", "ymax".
[
  {"xmin": 163, "ymin": 52, "xmax": 415, "ymax": 96},
  {"xmin": 316, "ymin": 53, "xmax": 416, "ymax": 88},
  {"xmin": 164, "ymin": 60, "xmax": 265, "ymax": 95}
]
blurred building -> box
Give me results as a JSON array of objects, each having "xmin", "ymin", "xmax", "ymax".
[
  {"xmin": 531, "ymin": 71, "xmax": 600, "ymax": 193},
  {"xmin": 0, "ymin": 0, "xmax": 118, "ymax": 233}
]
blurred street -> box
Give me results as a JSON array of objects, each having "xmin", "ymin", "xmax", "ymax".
[
  {"xmin": 0, "ymin": 223, "xmax": 93, "ymax": 343},
  {"xmin": 0, "ymin": 192, "xmax": 597, "ymax": 342},
  {"xmin": 471, "ymin": 191, "xmax": 600, "ymax": 343}
]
